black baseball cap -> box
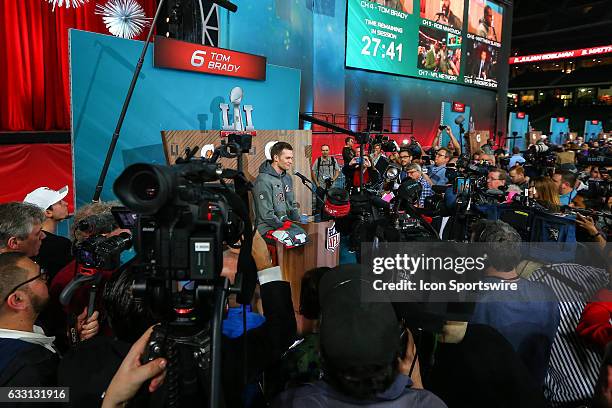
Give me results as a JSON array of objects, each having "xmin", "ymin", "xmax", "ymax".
[{"xmin": 319, "ymin": 265, "xmax": 399, "ymax": 368}]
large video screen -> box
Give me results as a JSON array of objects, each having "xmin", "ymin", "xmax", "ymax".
[{"xmin": 345, "ymin": 0, "xmax": 505, "ymax": 89}]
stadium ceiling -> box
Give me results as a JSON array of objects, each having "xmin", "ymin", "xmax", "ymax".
[{"xmin": 511, "ymin": 0, "xmax": 612, "ymax": 56}]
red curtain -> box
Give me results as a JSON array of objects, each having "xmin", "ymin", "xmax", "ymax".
[
  {"xmin": 0, "ymin": 144, "xmax": 75, "ymax": 212},
  {"xmin": 0, "ymin": 0, "xmax": 157, "ymax": 131}
]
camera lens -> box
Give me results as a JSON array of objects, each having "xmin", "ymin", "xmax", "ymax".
[{"xmin": 132, "ymin": 172, "xmax": 160, "ymax": 201}]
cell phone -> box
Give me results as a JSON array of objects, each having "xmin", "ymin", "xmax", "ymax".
[
  {"xmin": 439, "ymin": 125, "xmax": 447, "ymax": 131},
  {"xmin": 355, "ymin": 157, "xmax": 363, "ymax": 164},
  {"xmin": 454, "ymin": 177, "xmax": 467, "ymax": 194}
]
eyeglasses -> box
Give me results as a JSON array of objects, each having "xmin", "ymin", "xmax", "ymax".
[
  {"xmin": 435, "ymin": 153, "xmax": 447, "ymax": 158},
  {"xmin": 3, "ymin": 270, "xmax": 48, "ymax": 303},
  {"xmin": 487, "ymin": 177, "xmax": 503, "ymax": 181}
]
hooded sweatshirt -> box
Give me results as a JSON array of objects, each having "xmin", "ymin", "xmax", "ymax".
[{"xmin": 253, "ymin": 161, "xmax": 300, "ymax": 235}]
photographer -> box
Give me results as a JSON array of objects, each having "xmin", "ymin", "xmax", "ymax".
[
  {"xmin": 342, "ymin": 137, "xmax": 355, "ymax": 166},
  {"xmin": 486, "ymin": 168, "xmax": 507, "ymax": 193},
  {"xmin": 371, "ymin": 143, "xmax": 389, "ymax": 175},
  {"xmin": 58, "ymin": 231, "xmax": 297, "ymax": 408},
  {"xmin": 508, "ymin": 165, "xmax": 529, "ymax": 191},
  {"xmin": 397, "ymin": 148, "xmax": 412, "ymax": 182},
  {"xmin": 344, "ymin": 152, "xmax": 380, "ymax": 191},
  {"xmin": 48, "ymin": 202, "xmax": 129, "ymax": 351},
  {"xmin": 311, "ymin": 144, "xmax": 340, "ymax": 220},
  {"xmin": 431, "ymin": 126, "xmax": 461, "ymax": 156},
  {"xmin": 426, "ymin": 147, "xmax": 452, "ymax": 186},
  {"xmin": 405, "ymin": 164, "xmax": 434, "ymax": 207}
]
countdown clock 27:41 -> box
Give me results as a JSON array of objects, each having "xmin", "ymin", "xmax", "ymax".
[{"xmin": 360, "ymin": 35, "xmax": 403, "ymax": 61}]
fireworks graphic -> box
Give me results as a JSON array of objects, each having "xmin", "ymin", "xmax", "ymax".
[
  {"xmin": 95, "ymin": 0, "xmax": 151, "ymax": 39},
  {"xmin": 46, "ymin": 0, "xmax": 89, "ymax": 11}
]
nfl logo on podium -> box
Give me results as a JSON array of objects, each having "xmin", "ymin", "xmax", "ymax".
[{"xmin": 326, "ymin": 223, "xmax": 340, "ymax": 252}]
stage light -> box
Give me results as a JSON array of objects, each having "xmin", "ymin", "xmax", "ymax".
[
  {"xmin": 95, "ymin": 0, "xmax": 151, "ymax": 39},
  {"xmin": 45, "ymin": 0, "xmax": 88, "ymax": 11},
  {"xmin": 166, "ymin": 32, "xmax": 170, "ymax": 37}
]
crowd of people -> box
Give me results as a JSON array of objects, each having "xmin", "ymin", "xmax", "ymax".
[{"xmin": 0, "ymin": 131, "xmax": 611, "ymax": 407}]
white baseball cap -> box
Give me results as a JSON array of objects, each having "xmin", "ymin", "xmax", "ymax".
[{"xmin": 24, "ymin": 186, "xmax": 69, "ymax": 210}]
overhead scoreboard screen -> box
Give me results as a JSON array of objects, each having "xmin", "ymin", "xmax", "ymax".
[{"xmin": 345, "ymin": 0, "xmax": 505, "ymax": 89}]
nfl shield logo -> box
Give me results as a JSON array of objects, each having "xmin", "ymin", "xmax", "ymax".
[{"xmin": 326, "ymin": 223, "xmax": 340, "ymax": 252}]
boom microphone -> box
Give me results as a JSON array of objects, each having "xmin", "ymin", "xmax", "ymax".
[
  {"xmin": 211, "ymin": 0, "xmax": 237, "ymax": 12},
  {"xmin": 294, "ymin": 171, "xmax": 312, "ymax": 184}
]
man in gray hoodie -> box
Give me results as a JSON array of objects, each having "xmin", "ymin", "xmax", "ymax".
[{"xmin": 253, "ymin": 142, "xmax": 302, "ymax": 238}]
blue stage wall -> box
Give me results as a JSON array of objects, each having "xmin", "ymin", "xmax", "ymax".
[
  {"xmin": 70, "ymin": 29, "xmax": 301, "ymax": 206},
  {"xmin": 508, "ymin": 112, "xmax": 529, "ymax": 150}
]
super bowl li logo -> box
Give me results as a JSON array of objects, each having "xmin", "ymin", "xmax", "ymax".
[{"xmin": 326, "ymin": 223, "xmax": 340, "ymax": 252}]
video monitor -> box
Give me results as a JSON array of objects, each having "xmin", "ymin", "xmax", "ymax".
[
  {"xmin": 463, "ymin": 38, "xmax": 499, "ymax": 88},
  {"xmin": 420, "ymin": 0, "xmax": 464, "ymax": 31},
  {"xmin": 467, "ymin": 0, "xmax": 504, "ymax": 44},
  {"xmin": 416, "ymin": 25, "xmax": 462, "ymax": 81},
  {"xmin": 345, "ymin": 0, "xmax": 505, "ymax": 90},
  {"xmin": 345, "ymin": 0, "xmax": 415, "ymax": 77}
]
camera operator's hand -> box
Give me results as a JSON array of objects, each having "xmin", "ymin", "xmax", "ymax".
[
  {"xmin": 77, "ymin": 308, "xmax": 99, "ymax": 341},
  {"xmin": 102, "ymin": 326, "xmax": 167, "ymax": 408},
  {"xmin": 252, "ymin": 231, "xmax": 273, "ymax": 271},
  {"xmin": 576, "ymin": 213, "xmax": 598, "ymax": 235},
  {"xmin": 398, "ymin": 328, "xmax": 423, "ymax": 389}
]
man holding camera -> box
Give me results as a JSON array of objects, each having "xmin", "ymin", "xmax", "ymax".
[
  {"xmin": 509, "ymin": 165, "xmax": 529, "ymax": 192},
  {"xmin": 426, "ymin": 147, "xmax": 452, "ymax": 186},
  {"xmin": 311, "ymin": 144, "xmax": 340, "ymax": 220},
  {"xmin": 406, "ymin": 164, "xmax": 434, "ymax": 207}
]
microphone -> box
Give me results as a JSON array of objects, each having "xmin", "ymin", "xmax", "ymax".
[
  {"xmin": 211, "ymin": 0, "xmax": 237, "ymax": 12},
  {"xmin": 454, "ymin": 115, "xmax": 465, "ymax": 125},
  {"xmin": 294, "ymin": 171, "xmax": 313, "ymax": 185}
]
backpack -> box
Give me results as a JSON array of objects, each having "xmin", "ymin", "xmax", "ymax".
[{"xmin": 316, "ymin": 156, "xmax": 336, "ymax": 178}]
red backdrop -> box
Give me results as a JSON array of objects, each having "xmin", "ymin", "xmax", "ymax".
[
  {"xmin": 0, "ymin": 144, "xmax": 75, "ymax": 212},
  {"xmin": 0, "ymin": 0, "xmax": 157, "ymax": 131}
]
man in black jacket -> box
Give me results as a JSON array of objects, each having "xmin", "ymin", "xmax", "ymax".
[
  {"xmin": 58, "ymin": 232, "xmax": 296, "ymax": 407},
  {"xmin": 0, "ymin": 252, "xmax": 98, "ymax": 388},
  {"xmin": 23, "ymin": 186, "xmax": 73, "ymax": 282}
]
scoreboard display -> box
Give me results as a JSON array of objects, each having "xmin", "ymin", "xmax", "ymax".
[{"xmin": 345, "ymin": 0, "xmax": 505, "ymax": 89}]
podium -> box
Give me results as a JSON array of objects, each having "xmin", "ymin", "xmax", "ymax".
[
  {"xmin": 276, "ymin": 220, "xmax": 339, "ymax": 333},
  {"xmin": 467, "ymin": 130, "xmax": 490, "ymax": 154}
]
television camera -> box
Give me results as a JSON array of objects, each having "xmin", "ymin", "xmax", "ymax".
[{"xmin": 110, "ymin": 140, "xmax": 256, "ymax": 407}]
